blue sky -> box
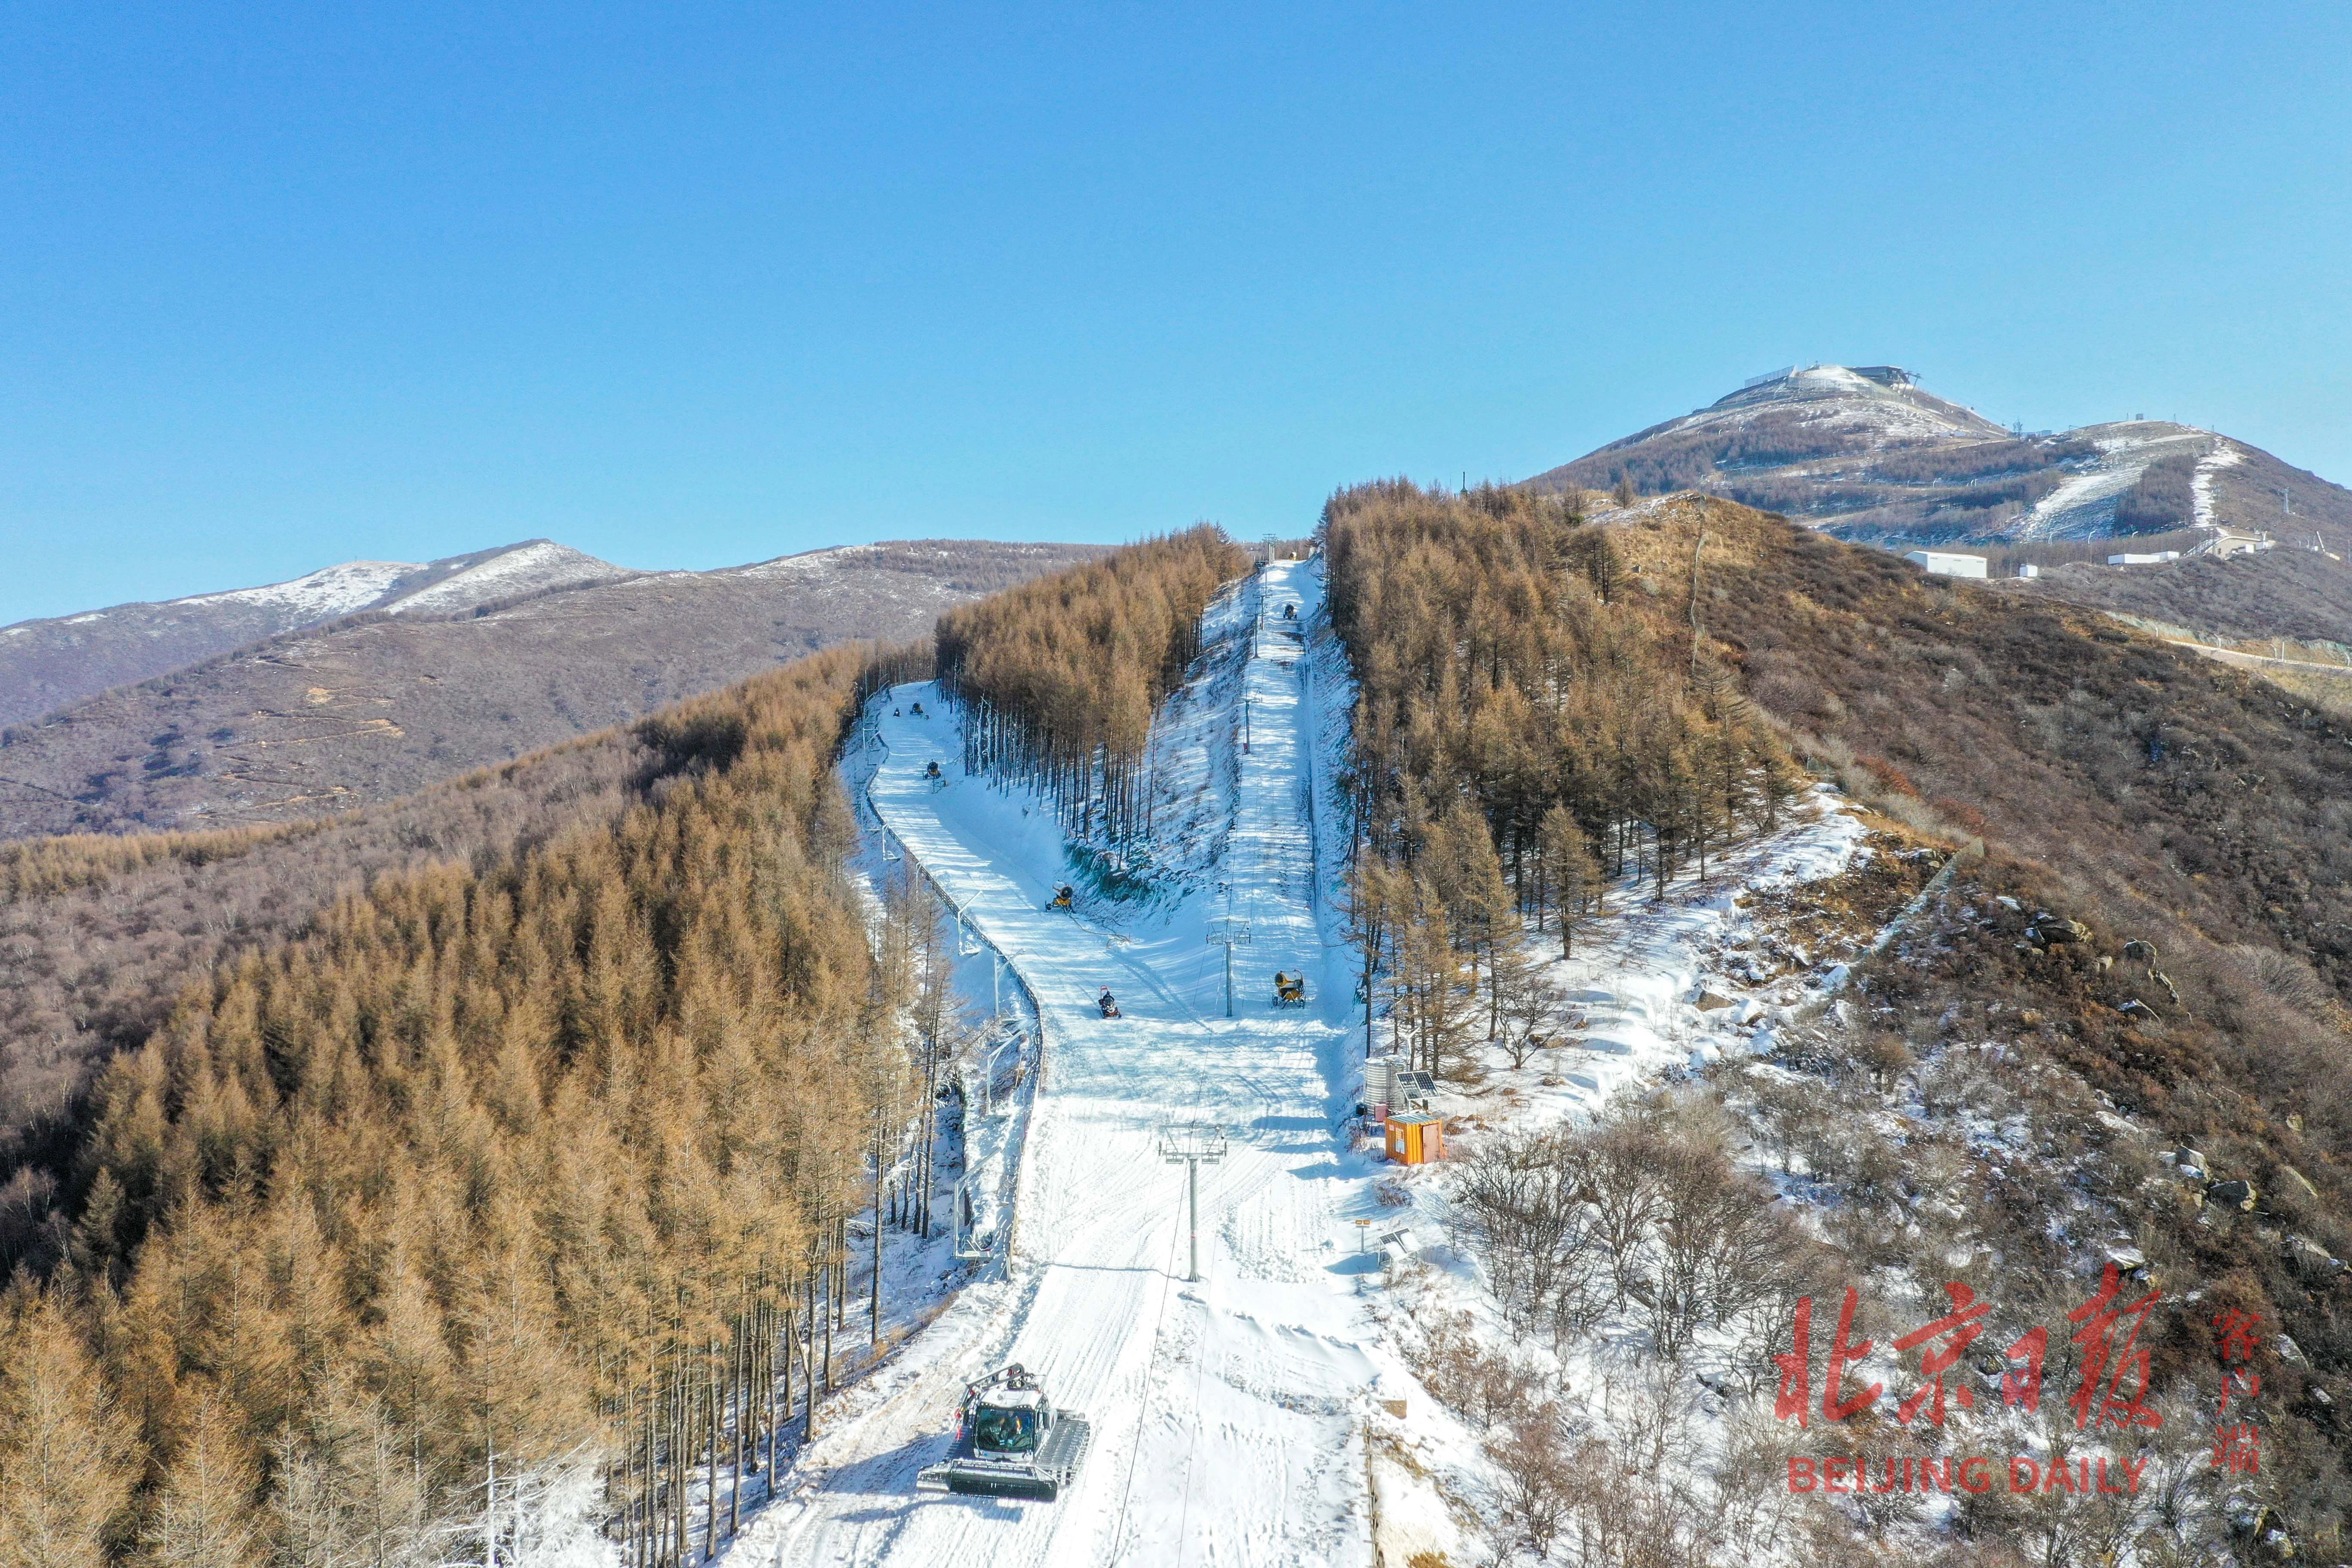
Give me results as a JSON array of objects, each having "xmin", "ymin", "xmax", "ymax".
[{"xmin": 4, "ymin": 1, "xmax": 2347, "ymax": 623}]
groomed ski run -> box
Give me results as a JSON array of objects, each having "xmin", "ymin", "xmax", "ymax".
[
  {"xmin": 729, "ymin": 557, "xmax": 1380, "ymax": 1566},
  {"xmin": 725, "ymin": 552, "xmax": 1872, "ymax": 1567}
]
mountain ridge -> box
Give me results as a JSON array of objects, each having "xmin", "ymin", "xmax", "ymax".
[
  {"xmin": 0, "ymin": 538, "xmax": 636, "ymax": 728},
  {"xmin": 0, "ymin": 538, "xmax": 1106, "ymax": 839},
  {"xmin": 1527, "ymin": 363, "xmax": 2352, "ymax": 551}
]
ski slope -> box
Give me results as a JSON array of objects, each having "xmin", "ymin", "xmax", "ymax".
[{"xmin": 730, "ymin": 558, "xmax": 1385, "ymax": 1567}]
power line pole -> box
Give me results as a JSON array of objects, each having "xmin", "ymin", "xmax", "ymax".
[{"xmin": 1157, "ymin": 1124, "xmax": 1229, "ymax": 1283}]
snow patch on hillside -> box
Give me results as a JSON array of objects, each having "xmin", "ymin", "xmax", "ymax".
[
  {"xmin": 2193, "ymin": 438, "xmax": 2245, "ymax": 526},
  {"xmin": 1654, "ymin": 365, "xmax": 2000, "ymax": 453},
  {"xmin": 2019, "ymin": 423, "xmax": 2214, "ymax": 539},
  {"xmin": 386, "ymin": 541, "xmax": 624, "ymax": 615},
  {"xmin": 172, "ymin": 559, "xmax": 421, "ymax": 619}
]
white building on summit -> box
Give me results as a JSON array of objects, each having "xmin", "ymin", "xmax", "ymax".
[{"xmin": 1903, "ymin": 550, "xmax": 1989, "ymax": 579}]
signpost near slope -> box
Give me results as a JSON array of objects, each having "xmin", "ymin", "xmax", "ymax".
[{"xmin": 1158, "ymin": 1124, "xmax": 1229, "ymax": 1283}]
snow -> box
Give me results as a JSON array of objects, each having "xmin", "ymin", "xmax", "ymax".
[
  {"xmin": 704, "ymin": 560, "xmax": 1879, "ymax": 1566},
  {"xmin": 727, "ymin": 559, "xmax": 1395, "ymax": 1567},
  {"xmin": 2193, "ymin": 438, "xmax": 2245, "ymax": 527},
  {"xmin": 385, "ymin": 541, "xmax": 623, "ymax": 615},
  {"xmin": 2017, "ymin": 422, "xmax": 2215, "ymax": 540},
  {"xmin": 2015, "ymin": 460, "xmax": 2148, "ymax": 539},
  {"xmin": 170, "ymin": 558, "xmax": 421, "ymax": 619},
  {"xmin": 1654, "ymin": 364, "xmax": 2001, "ymax": 453},
  {"xmin": 728, "ymin": 545, "xmax": 886, "ymax": 582}
]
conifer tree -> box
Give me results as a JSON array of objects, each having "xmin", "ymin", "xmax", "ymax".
[
  {"xmin": 0, "ymin": 1297, "xmax": 136, "ymax": 1568},
  {"xmin": 141, "ymin": 1396, "xmax": 263, "ymax": 1568}
]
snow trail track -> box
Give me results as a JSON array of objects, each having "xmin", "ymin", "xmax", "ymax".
[{"xmin": 729, "ymin": 559, "xmax": 1380, "ymax": 1567}]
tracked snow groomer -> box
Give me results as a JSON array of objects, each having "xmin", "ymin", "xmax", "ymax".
[{"xmin": 914, "ymin": 1365, "xmax": 1093, "ymax": 1501}]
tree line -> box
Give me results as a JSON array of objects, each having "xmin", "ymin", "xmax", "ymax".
[
  {"xmin": 0, "ymin": 640, "xmax": 943, "ymax": 1568},
  {"xmin": 1322, "ymin": 481, "xmax": 1800, "ymax": 1078},
  {"xmin": 936, "ymin": 526, "xmax": 1246, "ymax": 846}
]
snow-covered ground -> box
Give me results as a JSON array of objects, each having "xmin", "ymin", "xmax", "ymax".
[
  {"xmin": 384, "ymin": 541, "xmax": 624, "ymax": 614},
  {"xmin": 728, "ymin": 558, "xmax": 1394, "ymax": 1567},
  {"xmin": 2192, "ymin": 437, "xmax": 2245, "ymax": 527},
  {"xmin": 2016, "ymin": 422, "xmax": 2212, "ymax": 539},
  {"xmin": 169, "ymin": 558, "xmax": 423, "ymax": 618},
  {"xmin": 699, "ymin": 556, "xmax": 1889, "ymax": 1566}
]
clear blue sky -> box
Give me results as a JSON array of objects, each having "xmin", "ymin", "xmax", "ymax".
[{"xmin": 4, "ymin": 1, "xmax": 2348, "ymax": 624}]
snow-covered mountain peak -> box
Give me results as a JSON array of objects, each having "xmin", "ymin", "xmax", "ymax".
[
  {"xmin": 1530, "ymin": 367, "xmax": 2351, "ymax": 548},
  {"xmin": 381, "ymin": 539, "xmax": 628, "ymax": 616},
  {"xmin": 171, "ymin": 559, "xmax": 423, "ymax": 620},
  {"xmin": 1672, "ymin": 362, "xmax": 2007, "ymax": 449}
]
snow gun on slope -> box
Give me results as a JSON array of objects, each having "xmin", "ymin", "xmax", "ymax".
[{"xmin": 914, "ymin": 1365, "xmax": 1093, "ymax": 1501}]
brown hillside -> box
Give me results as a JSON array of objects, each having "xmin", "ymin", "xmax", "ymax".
[{"xmin": 0, "ymin": 540, "xmax": 1102, "ymax": 843}]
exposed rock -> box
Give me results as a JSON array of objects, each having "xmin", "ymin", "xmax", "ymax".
[
  {"xmin": 2285, "ymin": 1235, "xmax": 2344, "ymax": 1275},
  {"xmin": 2207, "ymin": 1179, "xmax": 2258, "ymax": 1212}
]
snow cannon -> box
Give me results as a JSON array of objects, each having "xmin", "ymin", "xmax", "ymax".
[
  {"xmin": 915, "ymin": 1365, "xmax": 1093, "ymax": 1501},
  {"xmin": 1048, "ymin": 883, "xmax": 1075, "ymax": 910},
  {"xmin": 1271, "ymin": 971, "xmax": 1307, "ymax": 1009}
]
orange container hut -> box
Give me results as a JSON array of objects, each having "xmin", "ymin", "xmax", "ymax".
[{"xmin": 1384, "ymin": 1113, "xmax": 1444, "ymax": 1166}]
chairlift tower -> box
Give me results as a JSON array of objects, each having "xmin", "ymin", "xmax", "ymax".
[
  {"xmin": 1157, "ymin": 1124, "xmax": 1229, "ymax": 1283},
  {"xmin": 1206, "ymin": 915, "xmax": 1251, "ymax": 1018}
]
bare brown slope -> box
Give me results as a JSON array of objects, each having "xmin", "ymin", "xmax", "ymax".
[
  {"xmin": 0, "ymin": 541, "xmax": 631, "ymax": 727},
  {"xmin": 2000, "ymin": 543, "xmax": 2352, "ymax": 645},
  {"xmin": 1635, "ymin": 496, "xmax": 2352, "ymax": 993},
  {"xmin": 0, "ymin": 539, "xmax": 1102, "ymax": 841}
]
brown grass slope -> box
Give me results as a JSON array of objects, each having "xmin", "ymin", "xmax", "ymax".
[
  {"xmin": 2000, "ymin": 542, "xmax": 2352, "ymax": 646},
  {"xmin": 1637, "ymin": 494, "xmax": 2352, "ymax": 1215},
  {"xmin": 0, "ymin": 540, "xmax": 1102, "ymax": 843},
  {"xmin": 1619, "ymin": 495, "xmax": 2352, "ymax": 1538}
]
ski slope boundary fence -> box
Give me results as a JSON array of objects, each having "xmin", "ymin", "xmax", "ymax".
[{"xmin": 855, "ymin": 698, "xmax": 1049, "ymax": 1271}]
